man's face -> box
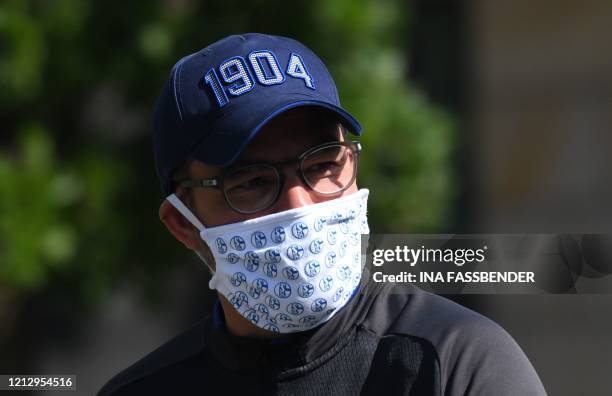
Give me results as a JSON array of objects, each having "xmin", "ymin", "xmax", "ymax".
[
  {"xmin": 159, "ymin": 106, "xmax": 361, "ymax": 336},
  {"xmin": 187, "ymin": 107, "xmax": 359, "ymax": 228}
]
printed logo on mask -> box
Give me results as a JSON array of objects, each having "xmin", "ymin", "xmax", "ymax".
[
  {"xmin": 319, "ymin": 275, "xmax": 333, "ymax": 292},
  {"xmin": 266, "ymin": 295, "xmax": 280, "ymax": 311},
  {"xmin": 325, "ymin": 251, "xmax": 338, "ymax": 267},
  {"xmin": 287, "ymin": 302, "xmax": 304, "ymax": 315},
  {"xmin": 271, "ymin": 226, "xmax": 286, "ymax": 244},
  {"xmin": 230, "ymin": 272, "xmax": 247, "ymax": 287},
  {"xmin": 309, "ymin": 238, "xmax": 324, "ymax": 254},
  {"xmin": 251, "ymin": 231, "xmax": 267, "ymax": 248},
  {"xmin": 291, "ymin": 222, "xmax": 309, "ymax": 239},
  {"xmin": 339, "ymin": 220, "xmax": 349, "ymax": 234},
  {"xmin": 226, "ymin": 253, "xmax": 240, "ymax": 264},
  {"xmin": 245, "ymin": 309, "xmax": 259, "ymax": 324},
  {"xmin": 311, "ymin": 298, "xmax": 327, "ymax": 312},
  {"xmin": 282, "ymin": 266, "xmax": 300, "ymax": 280},
  {"xmin": 275, "ymin": 312, "xmax": 291, "ymax": 322},
  {"xmin": 266, "ymin": 295, "xmax": 281, "ymax": 310},
  {"xmin": 337, "ymin": 265, "xmax": 352, "ymax": 281},
  {"xmin": 314, "ymin": 216, "xmax": 326, "ymax": 232},
  {"xmin": 216, "ymin": 238, "xmax": 227, "ymax": 254},
  {"xmin": 304, "ymin": 260, "xmax": 321, "ymax": 277},
  {"xmin": 249, "ymin": 278, "xmax": 269, "ymax": 299},
  {"xmin": 349, "ymin": 231, "xmax": 360, "ymax": 246},
  {"xmin": 263, "ymin": 323, "xmax": 279, "ymax": 333},
  {"xmin": 298, "ymin": 282, "xmax": 315, "ymax": 298},
  {"xmin": 230, "ymin": 236, "xmax": 246, "ymax": 251},
  {"xmin": 254, "ymin": 303, "xmax": 269, "ymax": 317},
  {"xmin": 327, "ymin": 229, "xmax": 337, "ymax": 245},
  {"xmin": 244, "ymin": 252, "xmax": 260, "ymax": 272},
  {"xmin": 286, "ymin": 244, "xmax": 305, "ymax": 260},
  {"xmin": 275, "ymin": 282, "xmax": 292, "ymax": 298},
  {"xmin": 333, "ymin": 287, "xmax": 345, "ymax": 303},
  {"xmin": 263, "ymin": 262, "xmax": 278, "ymax": 278},
  {"xmin": 264, "ymin": 249, "xmax": 281, "ymax": 264},
  {"xmin": 339, "ymin": 241, "xmax": 348, "ymax": 257},
  {"xmin": 199, "ymin": 189, "xmax": 370, "ymax": 333},
  {"xmin": 230, "ymin": 291, "xmax": 248, "ymax": 309}
]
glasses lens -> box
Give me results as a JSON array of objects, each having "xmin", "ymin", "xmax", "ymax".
[
  {"xmin": 223, "ymin": 164, "xmax": 280, "ymax": 213},
  {"xmin": 301, "ymin": 144, "xmax": 356, "ymax": 194}
]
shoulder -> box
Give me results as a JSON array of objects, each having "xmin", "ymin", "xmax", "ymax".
[
  {"xmin": 362, "ymin": 283, "xmax": 547, "ymax": 395},
  {"xmin": 97, "ymin": 318, "xmax": 207, "ymax": 396}
]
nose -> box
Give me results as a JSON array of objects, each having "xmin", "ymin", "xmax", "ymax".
[{"xmin": 273, "ymin": 171, "xmax": 318, "ymax": 212}]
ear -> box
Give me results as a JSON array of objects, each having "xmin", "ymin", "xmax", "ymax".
[{"xmin": 159, "ymin": 199, "xmax": 202, "ymax": 250}]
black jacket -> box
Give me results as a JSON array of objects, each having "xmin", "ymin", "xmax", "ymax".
[{"xmin": 99, "ymin": 275, "xmax": 546, "ymax": 395}]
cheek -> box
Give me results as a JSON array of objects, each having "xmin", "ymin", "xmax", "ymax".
[
  {"xmin": 192, "ymin": 192, "xmax": 237, "ymax": 227},
  {"xmin": 204, "ymin": 210, "xmax": 245, "ymax": 228},
  {"xmin": 343, "ymin": 180, "xmax": 359, "ymax": 195}
]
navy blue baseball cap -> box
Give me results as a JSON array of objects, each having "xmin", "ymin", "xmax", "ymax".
[{"xmin": 153, "ymin": 33, "xmax": 362, "ymax": 195}]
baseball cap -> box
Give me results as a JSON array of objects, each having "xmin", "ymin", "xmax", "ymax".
[{"xmin": 153, "ymin": 33, "xmax": 362, "ymax": 196}]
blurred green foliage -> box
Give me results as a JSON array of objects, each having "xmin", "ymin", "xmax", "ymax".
[
  {"xmin": 316, "ymin": 0, "xmax": 456, "ymax": 231},
  {"xmin": 0, "ymin": 0, "xmax": 454, "ymax": 306},
  {"xmin": 0, "ymin": 124, "xmax": 125, "ymax": 292}
]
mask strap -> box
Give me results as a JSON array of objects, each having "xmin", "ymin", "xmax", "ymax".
[
  {"xmin": 166, "ymin": 194, "xmax": 216, "ymax": 275},
  {"xmin": 196, "ymin": 251, "xmax": 216, "ymax": 276},
  {"xmin": 166, "ymin": 194, "xmax": 205, "ymax": 231}
]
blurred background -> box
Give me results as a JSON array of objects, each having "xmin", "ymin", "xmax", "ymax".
[{"xmin": 0, "ymin": 0, "xmax": 611, "ymax": 394}]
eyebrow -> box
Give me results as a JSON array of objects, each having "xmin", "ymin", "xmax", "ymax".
[
  {"xmin": 229, "ymin": 130, "xmax": 343, "ymax": 168},
  {"xmin": 226, "ymin": 149, "xmax": 314, "ymax": 170}
]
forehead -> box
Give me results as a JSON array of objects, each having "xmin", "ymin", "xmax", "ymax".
[{"xmin": 190, "ymin": 106, "xmax": 344, "ymax": 177}]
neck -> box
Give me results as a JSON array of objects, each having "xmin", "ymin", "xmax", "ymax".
[{"xmin": 217, "ymin": 293, "xmax": 284, "ymax": 339}]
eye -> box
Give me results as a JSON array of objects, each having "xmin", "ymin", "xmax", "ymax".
[
  {"xmin": 223, "ymin": 165, "xmax": 278, "ymax": 195},
  {"xmin": 306, "ymin": 161, "xmax": 341, "ymax": 173},
  {"xmin": 304, "ymin": 151, "xmax": 348, "ymax": 177},
  {"xmin": 226, "ymin": 175, "xmax": 275, "ymax": 193}
]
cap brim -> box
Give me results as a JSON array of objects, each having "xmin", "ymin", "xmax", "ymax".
[{"xmin": 190, "ymin": 96, "xmax": 362, "ymax": 167}]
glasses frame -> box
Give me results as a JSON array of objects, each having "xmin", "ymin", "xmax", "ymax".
[{"xmin": 179, "ymin": 140, "xmax": 362, "ymax": 214}]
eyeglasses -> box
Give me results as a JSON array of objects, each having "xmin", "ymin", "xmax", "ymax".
[{"xmin": 179, "ymin": 141, "xmax": 361, "ymax": 214}]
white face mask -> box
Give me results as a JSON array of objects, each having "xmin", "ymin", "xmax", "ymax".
[{"xmin": 167, "ymin": 189, "xmax": 370, "ymax": 333}]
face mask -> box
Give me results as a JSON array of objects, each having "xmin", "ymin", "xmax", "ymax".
[{"xmin": 167, "ymin": 189, "xmax": 370, "ymax": 333}]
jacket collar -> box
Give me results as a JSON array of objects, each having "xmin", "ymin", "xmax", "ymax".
[{"xmin": 204, "ymin": 275, "xmax": 383, "ymax": 372}]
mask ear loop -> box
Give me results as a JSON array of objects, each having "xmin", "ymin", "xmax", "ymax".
[{"xmin": 166, "ymin": 194, "xmax": 216, "ymax": 275}]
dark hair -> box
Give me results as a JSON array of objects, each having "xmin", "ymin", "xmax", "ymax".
[{"xmin": 170, "ymin": 158, "xmax": 194, "ymax": 199}]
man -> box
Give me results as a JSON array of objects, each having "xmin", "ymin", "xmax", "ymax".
[{"xmin": 99, "ymin": 33, "xmax": 546, "ymax": 395}]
